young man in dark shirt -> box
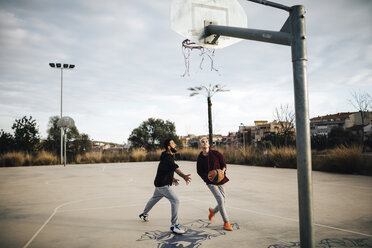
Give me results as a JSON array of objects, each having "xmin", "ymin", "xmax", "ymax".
[
  {"xmin": 139, "ymin": 139, "xmax": 191, "ymax": 234},
  {"xmin": 196, "ymin": 137, "xmax": 233, "ymax": 231}
]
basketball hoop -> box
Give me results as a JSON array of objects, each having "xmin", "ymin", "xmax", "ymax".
[{"xmin": 181, "ymin": 39, "xmax": 219, "ymax": 77}]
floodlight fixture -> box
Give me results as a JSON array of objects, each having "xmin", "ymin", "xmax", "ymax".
[
  {"xmin": 69, "ymin": 64, "xmax": 75, "ymax": 69},
  {"xmin": 56, "ymin": 63, "xmax": 61, "ymax": 68},
  {"xmin": 49, "ymin": 63, "xmax": 55, "ymax": 68}
]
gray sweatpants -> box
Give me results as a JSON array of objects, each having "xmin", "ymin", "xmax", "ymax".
[
  {"xmin": 208, "ymin": 184, "xmax": 229, "ymax": 223},
  {"xmin": 142, "ymin": 185, "xmax": 179, "ymax": 225}
]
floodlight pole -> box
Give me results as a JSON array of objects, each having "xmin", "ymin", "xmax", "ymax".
[
  {"xmin": 206, "ymin": 3, "xmax": 314, "ymax": 248},
  {"xmin": 49, "ymin": 63, "xmax": 75, "ymax": 166},
  {"xmin": 60, "ymin": 68, "xmax": 63, "ymax": 165}
]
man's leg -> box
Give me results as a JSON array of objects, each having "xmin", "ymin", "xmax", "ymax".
[
  {"xmin": 207, "ymin": 184, "xmax": 229, "ymax": 223},
  {"xmin": 157, "ymin": 185, "xmax": 180, "ymax": 225},
  {"xmin": 142, "ymin": 187, "xmax": 164, "ymax": 216}
]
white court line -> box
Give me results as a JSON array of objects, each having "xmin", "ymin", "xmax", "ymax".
[
  {"xmin": 23, "ymin": 195, "xmax": 117, "ymax": 248},
  {"xmin": 102, "ymin": 165, "xmax": 106, "ymax": 172},
  {"xmin": 22, "ymin": 195, "xmax": 165, "ymax": 248},
  {"xmin": 184, "ymin": 197, "xmax": 372, "ymax": 238},
  {"xmin": 59, "ymin": 202, "xmax": 168, "ymax": 213}
]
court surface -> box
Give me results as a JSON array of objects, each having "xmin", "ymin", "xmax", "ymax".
[{"xmin": 0, "ymin": 161, "xmax": 371, "ymax": 248}]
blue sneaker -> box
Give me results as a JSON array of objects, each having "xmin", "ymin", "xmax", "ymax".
[
  {"xmin": 139, "ymin": 213, "xmax": 148, "ymax": 222},
  {"xmin": 170, "ymin": 224, "xmax": 185, "ymax": 234}
]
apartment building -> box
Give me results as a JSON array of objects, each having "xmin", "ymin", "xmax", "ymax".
[
  {"xmin": 239, "ymin": 120, "xmax": 295, "ymax": 145},
  {"xmin": 310, "ymin": 112, "xmax": 372, "ymax": 136}
]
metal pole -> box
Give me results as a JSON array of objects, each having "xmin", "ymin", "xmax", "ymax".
[
  {"xmin": 243, "ymin": 131, "xmax": 246, "ymax": 152},
  {"xmin": 204, "ymin": 4, "xmax": 314, "ymax": 245},
  {"xmin": 207, "ymin": 96, "xmax": 213, "ymax": 146},
  {"xmin": 64, "ymin": 131, "xmax": 67, "ymax": 167},
  {"xmin": 60, "ymin": 68, "xmax": 63, "ymax": 165},
  {"xmin": 290, "ymin": 5, "xmax": 314, "ymax": 248}
]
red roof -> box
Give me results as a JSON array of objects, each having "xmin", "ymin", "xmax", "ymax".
[{"xmin": 310, "ymin": 112, "xmax": 357, "ymax": 121}]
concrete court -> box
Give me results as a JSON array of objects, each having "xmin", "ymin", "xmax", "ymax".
[{"xmin": 0, "ymin": 161, "xmax": 371, "ymax": 248}]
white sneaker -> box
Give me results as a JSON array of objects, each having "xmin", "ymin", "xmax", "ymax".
[{"xmin": 170, "ymin": 224, "xmax": 185, "ymax": 234}]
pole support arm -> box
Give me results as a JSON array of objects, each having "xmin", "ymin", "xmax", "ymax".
[{"xmin": 205, "ymin": 25, "xmax": 291, "ymax": 46}]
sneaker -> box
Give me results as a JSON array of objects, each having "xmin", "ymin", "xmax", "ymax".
[
  {"xmin": 139, "ymin": 213, "xmax": 148, "ymax": 222},
  {"xmin": 208, "ymin": 207, "xmax": 215, "ymax": 221},
  {"xmin": 170, "ymin": 224, "xmax": 185, "ymax": 234},
  {"xmin": 223, "ymin": 221, "xmax": 233, "ymax": 231}
]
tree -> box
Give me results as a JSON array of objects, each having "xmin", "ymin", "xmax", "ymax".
[
  {"xmin": 11, "ymin": 116, "xmax": 40, "ymax": 152},
  {"xmin": 71, "ymin": 133, "xmax": 92, "ymax": 156},
  {"xmin": 273, "ymin": 104, "xmax": 295, "ymax": 146},
  {"xmin": 349, "ymin": 90, "xmax": 371, "ymax": 151},
  {"xmin": 328, "ymin": 126, "xmax": 359, "ymax": 148},
  {"xmin": 188, "ymin": 84, "xmax": 229, "ymax": 146},
  {"xmin": 43, "ymin": 116, "xmax": 91, "ymax": 157},
  {"xmin": 128, "ymin": 118, "xmax": 181, "ymax": 151},
  {"xmin": 0, "ymin": 129, "xmax": 14, "ymax": 154}
]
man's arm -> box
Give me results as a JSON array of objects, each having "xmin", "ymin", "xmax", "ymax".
[
  {"xmin": 197, "ymin": 158, "xmax": 210, "ymax": 184},
  {"xmin": 216, "ymin": 151, "xmax": 227, "ymax": 172},
  {"xmin": 175, "ymin": 168, "xmax": 191, "ymax": 185}
]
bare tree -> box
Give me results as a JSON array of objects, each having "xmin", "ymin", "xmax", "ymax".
[
  {"xmin": 349, "ymin": 90, "xmax": 372, "ymax": 150},
  {"xmin": 188, "ymin": 84, "xmax": 229, "ymax": 146},
  {"xmin": 273, "ymin": 104, "xmax": 295, "ymax": 146}
]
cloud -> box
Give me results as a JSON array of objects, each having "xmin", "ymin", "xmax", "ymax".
[{"xmin": 0, "ymin": 0, "xmax": 371, "ymax": 143}]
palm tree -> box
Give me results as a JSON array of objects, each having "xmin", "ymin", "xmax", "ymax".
[{"xmin": 188, "ymin": 84, "xmax": 229, "ymax": 146}]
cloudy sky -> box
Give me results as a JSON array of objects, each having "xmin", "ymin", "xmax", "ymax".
[{"xmin": 0, "ymin": 0, "xmax": 371, "ymax": 144}]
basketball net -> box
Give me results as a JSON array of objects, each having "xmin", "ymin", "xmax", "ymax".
[{"xmin": 181, "ymin": 39, "xmax": 219, "ymax": 77}]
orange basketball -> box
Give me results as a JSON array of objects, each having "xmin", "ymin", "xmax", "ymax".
[{"xmin": 208, "ymin": 169, "xmax": 224, "ymax": 184}]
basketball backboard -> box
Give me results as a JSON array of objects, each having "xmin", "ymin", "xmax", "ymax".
[{"xmin": 171, "ymin": 0, "xmax": 247, "ymax": 49}]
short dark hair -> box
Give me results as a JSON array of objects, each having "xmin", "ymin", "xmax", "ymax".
[{"xmin": 163, "ymin": 139, "xmax": 172, "ymax": 150}]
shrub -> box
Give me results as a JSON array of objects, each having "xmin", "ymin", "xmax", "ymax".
[
  {"xmin": 0, "ymin": 152, "xmax": 25, "ymax": 166},
  {"xmin": 130, "ymin": 148, "xmax": 147, "ymax": 162},
  {"xmin": 147, "ymin": 150, "xmax": 162, "ymax": 161},
  {"xmin": 76, "ymin": 152, "xmax": 102, "ymax": 164},
  {"xmin": 266, "ymin": 146, "xmax": 297, "ymax": 168},
  {"xmin": 178, "ymin": 148, "xmax": 200, "ymax": 161},
  {"xmin": 33, "ymin": 151, "xmax": 58, "ymax": 165},
  {"xmin": 312, "ymin": 146, "xmax": 364, "ymax": 174}
]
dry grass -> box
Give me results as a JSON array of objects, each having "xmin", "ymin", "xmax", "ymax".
[
  {"xmin": 178, "ymin": 148, "xmax": 200, "ymax": 161},
  {"xmin": 266, "ymin": 146, "xmax": 297, "ymax": 168},
  {"xmin": 0, "ymin": 152, "xmax": 26, "ymax": 166},
  {"xmin": 0, "ymin": 146, "xmax": 370, "ymax": 176},
  {"xmin": 129, "ymin": 148, "xmax": 147, "ymax": 162},
  {"xmin": 146, "ymin": 150, "xmax": 162, "ymax": 161},
  {"xmin": 312, "ymin": 146, "xmax": 368, "ymax": 174},
  {"xmin": 33, "ymin": 151, "xmax": 58, "ymax": 165},
  {"xmin": 76, "ymin": 152, "xmax": 102, "ymax": 164}
]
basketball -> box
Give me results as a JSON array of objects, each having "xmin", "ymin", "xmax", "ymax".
[{"xmin": 208, "ymin": 169, "xmax": 224, "ymax": 184}]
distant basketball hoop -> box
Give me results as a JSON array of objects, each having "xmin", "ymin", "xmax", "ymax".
[{"xmin": 57, "ymin": 116, "xmax": 75, "ymax": 129}]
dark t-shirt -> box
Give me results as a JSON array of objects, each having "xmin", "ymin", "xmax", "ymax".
[
  {"xmin": 197, "ymin": 149, "xmax": 229, "ymax": 185},
  {"xmin": 154, "ymin": 151, "xmax": 179, "ymax": 187}
]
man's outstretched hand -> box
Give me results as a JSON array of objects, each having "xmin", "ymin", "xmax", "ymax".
[{"xmin": 184, "ymin": 174, "xmax": 191, "ymax": 185}]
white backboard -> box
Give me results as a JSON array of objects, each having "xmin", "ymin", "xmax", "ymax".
[{"xmin": 171, "ymin": 0, "xmax": 247, "ymax": 49}]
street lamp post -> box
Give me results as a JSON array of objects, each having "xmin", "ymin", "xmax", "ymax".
[
  {"xmin": 49, "ymin": 63, "xmax": 75, "ymax": 165},
  {"xmin": 240, "ymin": 123, "xmax": 246, "ymax": 152}
]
